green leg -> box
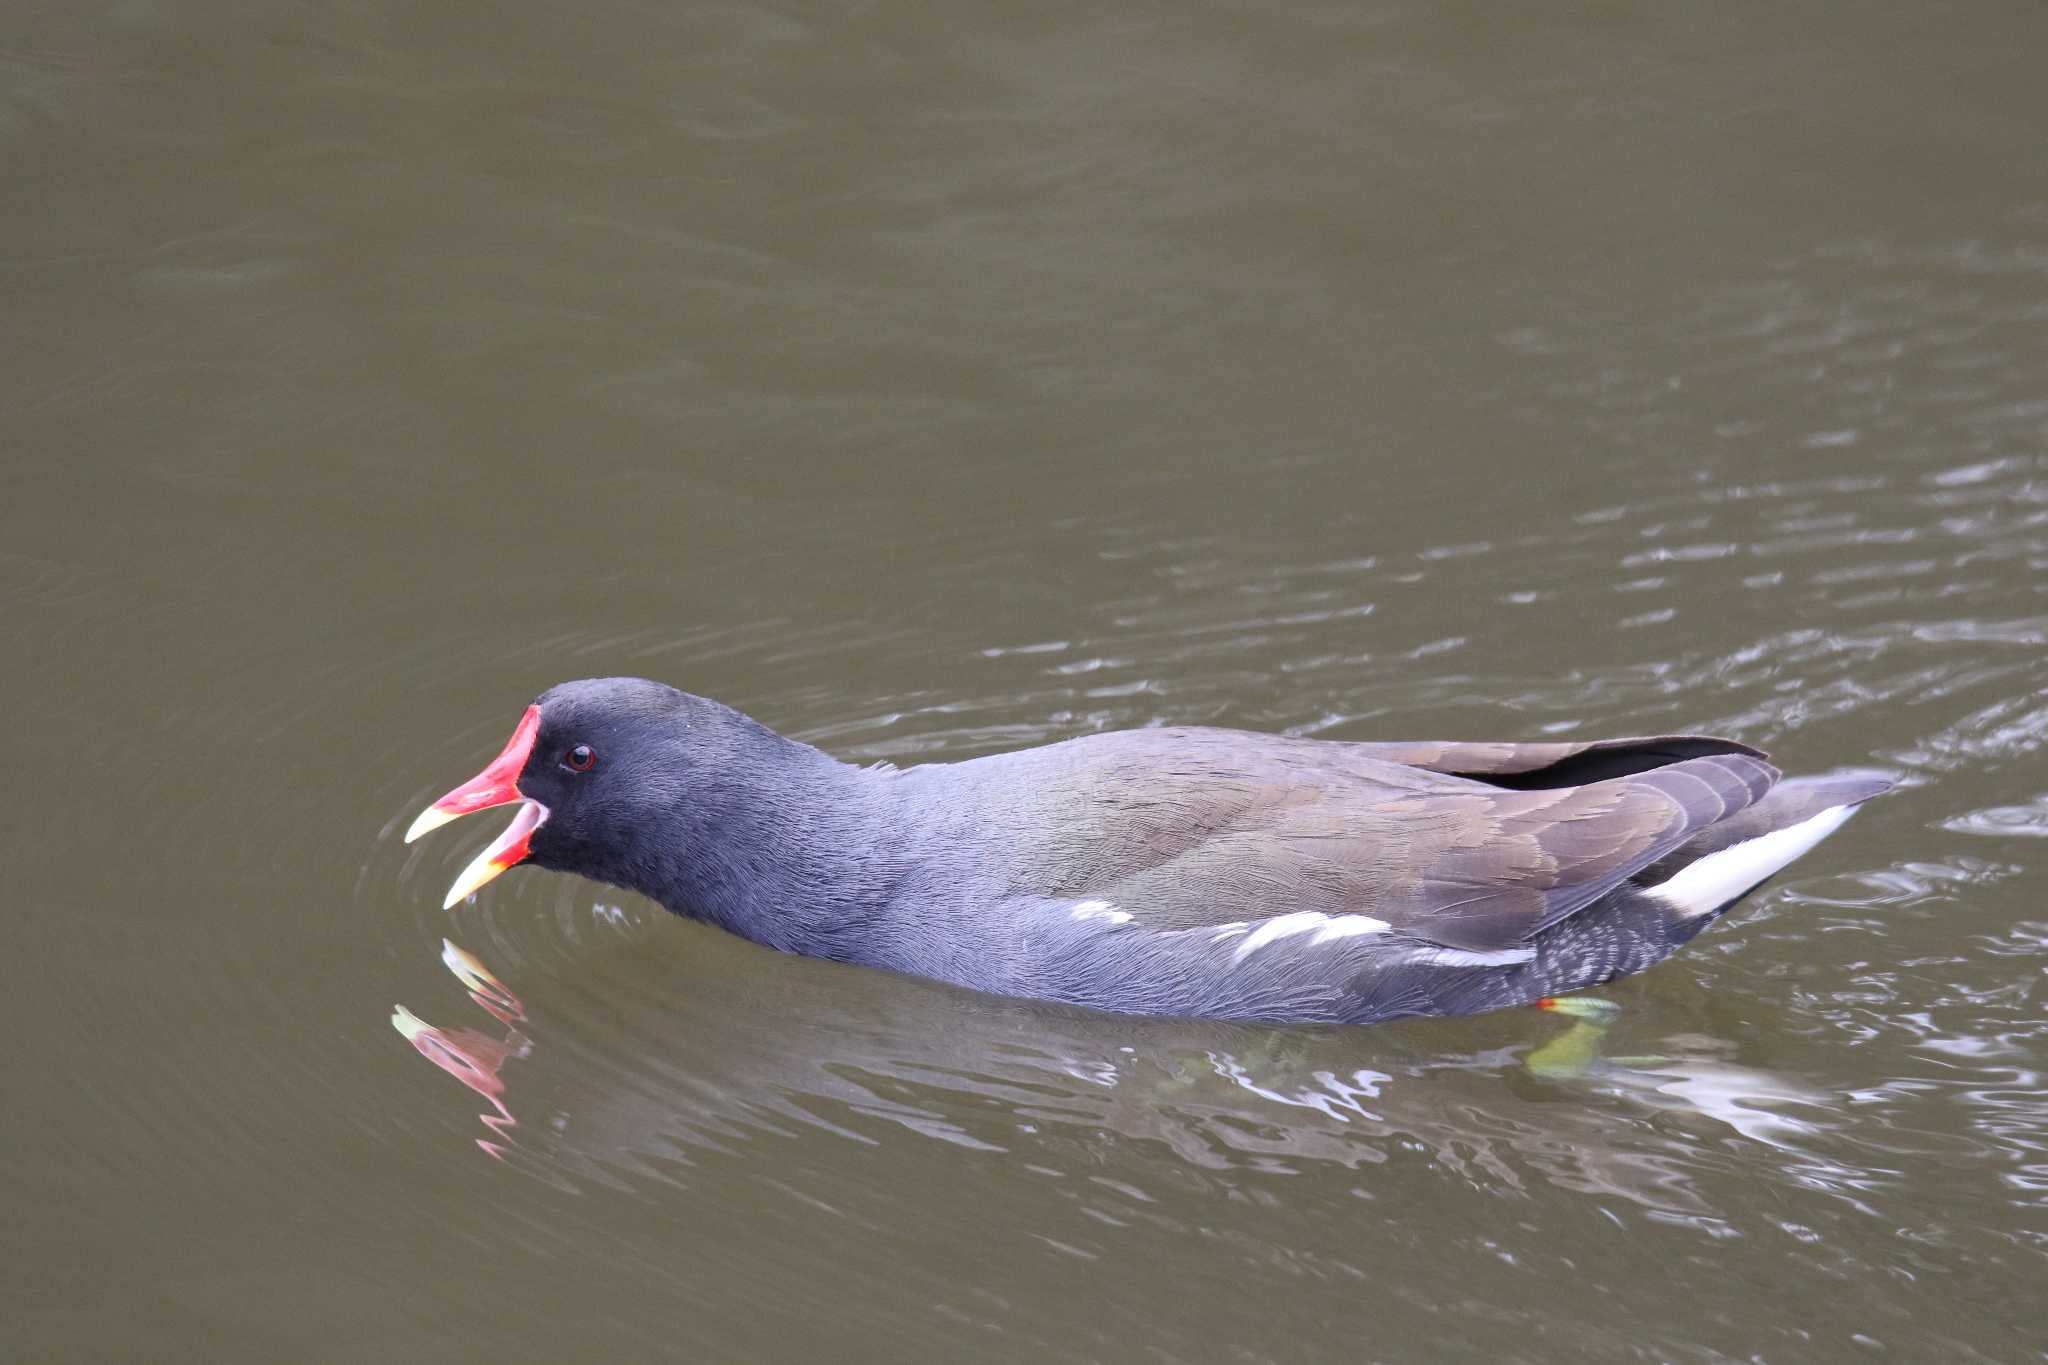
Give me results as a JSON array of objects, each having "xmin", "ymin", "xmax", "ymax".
[
  {"xmin": 1527, "ymin": 995, "xmax": 1672, "ymax": 1077},
  {"xmin": 1526, "ymin": 995, "xmax": 1622, "ymax": 1078}
]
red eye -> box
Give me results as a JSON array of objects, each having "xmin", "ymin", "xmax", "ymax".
[{"xmin": 564, "ymin": 745, "xmax": 596, "ymax": 772}]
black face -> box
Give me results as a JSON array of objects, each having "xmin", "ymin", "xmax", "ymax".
[{"xmin": 514, "ymin": 676, "xmax": 695, "ymax": 884}]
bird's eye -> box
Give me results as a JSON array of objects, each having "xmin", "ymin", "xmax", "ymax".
[{"xmin": 564, "ymin": 745, "xmax": 596, "ymax": 772}]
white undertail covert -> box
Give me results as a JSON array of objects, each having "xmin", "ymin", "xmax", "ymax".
[{"xmin": 1647, "ymin": 804, "xmax": 1858, "ymax": 919}]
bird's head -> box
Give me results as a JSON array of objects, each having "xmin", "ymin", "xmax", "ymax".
[{"xmin": 405, "ymin": 677, "xmax": 697, "ymax": 907}]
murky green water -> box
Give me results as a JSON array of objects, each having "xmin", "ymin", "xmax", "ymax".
[{"xmin": 7, "ymin": 3, "xmax": 2046, "ymax": 1361}]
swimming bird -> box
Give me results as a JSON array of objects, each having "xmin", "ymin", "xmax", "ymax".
[{"xmin": 405, "ymin": 677, "xmax": 1890, "ymax": 1025}]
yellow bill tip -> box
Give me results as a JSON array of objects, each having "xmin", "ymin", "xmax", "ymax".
[
  {"xmin": 440, "ymin": 859, "xmax": 495, "ymax": 912},
  {"xmin": 434, "ymin": 800, "xmax": 547, "ymax": 910},
  {"xmin": 442, "ymin": 852, "xmax": 506, "ymax": 910},
  {"xmin": 405, "ymin": 804, "xmax": 459, "ymax": 844}
]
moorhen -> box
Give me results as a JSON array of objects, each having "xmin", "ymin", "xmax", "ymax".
[{"xmin": 405, "ymin": 677, "xmax": 1890, "ymax": 1024}]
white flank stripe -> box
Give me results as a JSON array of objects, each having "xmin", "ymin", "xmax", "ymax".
[
  {"xmin": 1649, "ymin": 804, "xmax": 1857, "ymax": 919},
  {"xmin": 1070, "ymin": 899, "xmax": 1134, "ymax": 924},
  {"xmin": 1232, "ymin": 911, "xmax": 1327, "ymax": 962},
  {"xmin": 1231, "ymin": 911, "xmax": 1390, "ymax": 964},
  {"xmin": 1309, "ymin": 914, "xmax": 1394, "ymax": 946},
  {"xmin": 1406, "ymin": 945, "xmax": 1537, "ymax": 968}
]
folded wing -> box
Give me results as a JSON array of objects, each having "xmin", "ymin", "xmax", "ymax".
[{"xmin": 1055, "ymin": 745, "xmax": 1781, "ymax": 953}]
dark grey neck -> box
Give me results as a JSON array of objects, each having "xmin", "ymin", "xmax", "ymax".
[{"xmin": 620, "ymin": 723, "xmax": 904, "ymax": 959}]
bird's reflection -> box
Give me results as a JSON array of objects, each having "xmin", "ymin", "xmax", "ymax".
[
  {"xmin": 391, "ymin": 942, "xmax": 531, "ymax": 1159},
  {"xmin": 393, "ymin": 932, "xmax": 1839, "ymax": 1207}
]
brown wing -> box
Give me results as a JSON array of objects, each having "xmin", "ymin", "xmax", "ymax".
[{"xmin": 1032, "ymin": 749, "xmax": 1779, "ymax": 953}]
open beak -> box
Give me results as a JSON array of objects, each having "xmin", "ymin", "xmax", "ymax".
[{"xmin": 406, "ymin": 704, "xmax": 549, "ymax": 909}]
